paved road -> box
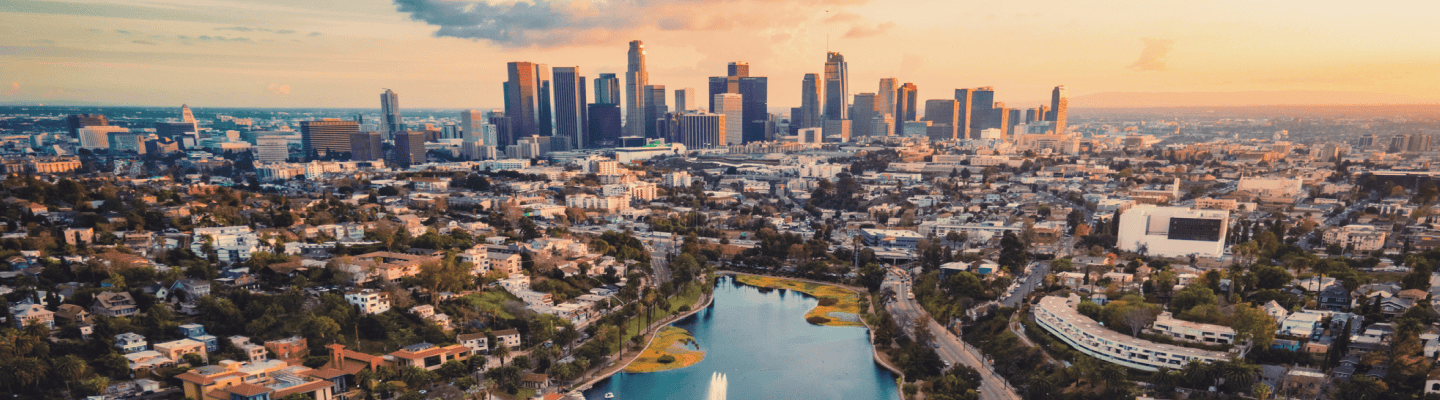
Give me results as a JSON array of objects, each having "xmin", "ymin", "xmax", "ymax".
[
  {"xmin": 884, "ymin": 270, "xmax": 1022, "ymax": 400},
  {"xmin": 1000, "ymin": 261, "xmax": 1048, "ymax": 308}
]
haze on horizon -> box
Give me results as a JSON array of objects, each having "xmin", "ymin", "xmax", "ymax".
[{"xmin": 2, "ymin": 0, "xmax": 1438, "ymax": 109}]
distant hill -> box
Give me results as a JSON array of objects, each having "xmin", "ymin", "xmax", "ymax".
[{"xmin": 1071, "ymin": 91, "xmax": 1440, "ymax": 108}]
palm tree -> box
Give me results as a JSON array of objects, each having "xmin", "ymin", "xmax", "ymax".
[
  {"xmin": 495, "ymin": 343, "xmax": 511, "ymax": 366},
  {"xmin": 1181, "ymin": 360, "xmax": 1213, "ymax": 389},
  {"xmin": 1253, "ymin": 382, "xmax": 1272, "ymax": 400},
  {"xmin": 1219, "ymin": 361, "xmax": 1258, "ymax": 392},
  {"xmin": 54, "ymin": 355, "xmax": 87, "ymax": 395},
  {"xmin": 355, "ymin": 368, "xmax": 378, "ymax": 396}
]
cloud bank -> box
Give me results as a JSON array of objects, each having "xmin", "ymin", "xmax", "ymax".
[{"xmin": 393, "ymin": 0, "xmax": 874, "ymax": 48}]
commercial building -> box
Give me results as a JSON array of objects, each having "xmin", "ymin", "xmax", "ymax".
[
  {"xmin": 644, "ymin": 85, "xmax": 668, "ymax": 139},
  {"xmin": 301, "ymin": 119, "xmax": 359, "ymax": 159},
  {"xmin": 1116, "ymin": 205, "xmax": 1228, "ymax": 257},
  {"xmin": 381, "ymin": 88, "xmax": 402, "ymax": 135},
  {"xmin": 78, "ymin": 126, "xmax": 128, "ymax": 150},
  {"xmin": 587, "ymin": 103, "xmax": 623, "ymax": 148},
  {"xmin": 672, "ymin": 112, "xmax": 724, "ymax": 149},
  {"xmin": 1047, "ymin": 85, "xmax": 1068, "ymax": 135},
  {"xmin": 1034, "ymin": 296, "xmax": 1233, "ymax": 372},
  {"xmin": 714, "ymin": 93, "xmax": 744, "ymax": 145},
  {"xmin": 625, "ymin": 41, "xmax": 649, "ymax": 138},
  {"xmin": 594, "ymin": 73, "xmax": 620, "ymax": 105},
  {"xmin": 894, "ymin": 83, "xmax": 918, "ymax": 135},
  {"xmin": 255, "ymin": 136, "xmax": 290, "ymax": 163},
  {"xmin": 860, "ymin": 228, "xmax": 924, "ymax": 248},
  {"xmin": 391, "ymin": 131, "xmax": 426, "ymax": 167},
  {"xmin": 552, "ymin": 66, "xmax": 587, "ymax": 150},
  {"xmin": 66, "ymin": 114, "xmax": 108, "ymax": 137},
  {"xmin": 1237, "ymin": 177, "xmax": 1305, "ymax": 197},
  {"xmin": 797, "ymin": 73, "xmax": 822, "ymax": 131},
  {"xmin": 923, "ymin": 99, "xmax": 959, "ymax": 141},
  {"xmin": 504, "ymin": 61, "xmax": 550, "ymax": 140},
  {"xmin": 823, "ymin": 52, "xmax": 848, "ymax": 121},
  {"xmin": 851, "ymin": 93, "xmax": 880, "ymax": 139}
]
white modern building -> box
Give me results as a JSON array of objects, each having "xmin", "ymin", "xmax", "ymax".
[
  {"xmin": 255, "ymin": 136, "xmax": 289, "ymax": 163},
  {"xmin": 190, "ymin": 226, "xmax": 258, "ymax": 263},
  {"xmin": 1321, "ymin": 225, "xmax": 1388, "ymax": 252},
  {"xmin": 1034, "ymin": 296, "xmax": 1234, "ymax": 372},
  {"xmin": 1151, "ymin": 312, "xmax": 1237, "ymax": 345},
  {"xmin": 1116, "ymin": 205, "xmax": 1228, "ymax": 257},
  {"xmin": 344, "ymin": 289, "xmax": 391, "ymax": 315},
  {"xmin": 1237, "ymin": 177, "xmax": 1304, "ymax": 197},
  {"xmin": 79, "ymin": 126, "xmax": 130, "ymax": 150}
]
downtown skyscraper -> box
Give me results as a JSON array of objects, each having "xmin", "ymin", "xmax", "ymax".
[
  {"xmin": 594, "ymin": 73, "xmax": 620, "ymax": 105},
  {"xmin": 381, "ymin": 89, "xmax": 401, "ymax": 136},
  {"xmin": 894, "ymin": 83, "xmax": 917, "ymax": 136},
  {"xmin": 954, "ymin": 89, "xmax": 974, "ymax": 139},
  {"xmin": 625, "ymin": 40, "xmax": 649, "ymax": 138},
  {"xmin": 851, "ymin": 93, "xmax": 879, "ymax": 138},
  {"xmin": 504, "ymin": 62, "xmax": 554, "ymax": 144},
  {"xmin": 877, "ymin": 78, "xmax": 898, "ymax": 119},
  {"xmin": 552, "ymin": 67, "xmax": 588, "ymax": 150},
  {"xmin": 1048, "ymin": 85, "xmax": 1069, "ymax": 135},
  {"xmin": 707, "ymin": 61, "xmax": 768, "ymax": 143},
  {"xmin": 644, "ymin": 85, "xmax": 668, "ymax": 139},
  {"xmin": 797, "ymin": 73, "xmax": 822, "ymax": 131},
  {"xmin": 823, "ymin": 52, "xmax": 848, "ymax": 120}
]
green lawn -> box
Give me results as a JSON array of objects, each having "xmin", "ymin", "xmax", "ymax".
[
  {"xmin": 458, "ymin": 290, "xmax": 523, "ymax": 320},
  {"xmin": 619, "ymin": 281, "xmax": 704, "ymax": 341}
]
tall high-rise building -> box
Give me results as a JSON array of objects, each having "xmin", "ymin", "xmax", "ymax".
[
  {"xmin": 675, "ymin": 88, "xmax": 697, "ymax": 112},
  {"xmin": 894, "ymin": 83, "xmax": 918, "ymax": 136},
  {"xmin": 737, "ymin": 77, "xmax": 768, "ymax": 143},
  {"xmin": 953, "ymin": 89, "xmax": 974, "ymax": 139},
  {"xmin": 180, "ymin": 104, "xmax": 196, "ymax": 123},
  {"xmin": 487, "ymin": 113, "xmax": 513, "ymax": 147},
  {"xmin": 823, "ymin": 52, "xmax": 849, "ymax": 121},
  {"xmin": 535, "ymin": 64, "xmax": 554, "ymax": 137},
  {"xmin": 625, "ymin": 40, "xmax": 649, "ymax": 138},
  {"xmin": 1048, "ymin": 85, "xmax": 1068, "ymax": 135},
  {"xmin": 350, "ymin": 131, "xmax": 384, "ymax": 161},
  {"xmin": 967, "ymin": 87, "xmax": 997, "ymax": 136},
  {"xmin": 301, "ymin": 119, "xmax": 359, "ymax": 159},
  {"xmin": 799, "ymin": 73, "xmax": 823, "ymax": 130},
  {"xmin": 66, "ymin": 114, "xmax": 108, "ymax": 138},
  {"xmin": 923, "ymin": 99, "xmax": 959, "ymax": 140},
  {"xmin": 728, "ymin": 62, "xmax": 749, "ymax": 78},
  {"xmin": 552, "ymin": 67, "xmax": 587, "ymax": 150},
  {"xmin": 77, "ymin": 126, "xmax": 127, "ymax": 150},
  {"xmin": 707, "ymin": 62, "xmax": 768, "ymax": 143},
  {"xmin": 1008, "ymin": 109, "xmax": 1023, "ymax": 137},
  {"xmin": 255, "ymin": 136, "xmax": 288, "ymax": 163},
  {"xmin": 878, "ymin": 78, "xmax": 899, "ymax": 119},
  {"xmin": 1025, "ymin": 107, "xmax": 1042, "ymax": 123},
  {"xmin": 989, "ymin": 103, "xmax": 1011, "ymax": 138},
  {"xmin": 391, "ymin": 131, "xmax": 426, "ymax": 167},
  {"xmin": 586, "ymin": 104, "xmax": 622, "ymax": 148},
  {"xmin": 380, "ymin": 89, "xmax": 401, "ymax": 135},
  {"xmin": 851, "ymin": 93, "xmax": 879, "ymax": 138},
  {"xmin": 504, "ymin": 62, "xmax": 544, "ymax": 141},
  {"xmin": 155, "ymin": 122, "xmax": 199, "ymax": 149},
  {"xmin": 594, "ymin": 73, "xmax": 621, "ymax": 105},
  {"xmin": 674, "ymin": 113, "xmax": 724, "ymax": 149},
  {"xmin": 461, "ymin": 110, "xmax": 486, "ymax": 144},
  {"xmin": 714, "ymin": 93, "xmax": 743, "ymax": 145},
  {"xmin": 643, "ymin": 85, "xmax": 668, "ymax": 139}
]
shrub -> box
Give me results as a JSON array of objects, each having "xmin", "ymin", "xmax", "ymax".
[
  {"xmin": 817, "ymin": 297, "xmax": 840, "ymax": 307},
  {"xmin": 658, "ymin": 355, "xmax": 677, "ymax": 364},
  {"xmin": 806, "ymin": 316, "xmax": 831, "ymax": 324},
  {"xmin": 679, "ymin": 305, "xmax": 691, "ymax": 312}
]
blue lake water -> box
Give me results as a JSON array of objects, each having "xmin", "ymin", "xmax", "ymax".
[{"xmin": 583, "ymin": 276, "xmax": 901, "ymax": 400}]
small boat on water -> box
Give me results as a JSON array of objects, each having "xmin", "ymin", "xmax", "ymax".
[{"xmin": 604, "ymin": 393, "xmax": 615, "ymax": 399}]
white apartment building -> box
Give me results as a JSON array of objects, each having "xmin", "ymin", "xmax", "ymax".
[
  {"xmin": 917, "ymin": 220, "xmax": 1022, "ymax": 238},
  {"xmin": 1237, "ymin": 177, "xmax": 1304, "ymax": 197},
  {"xmin": 344, "ymin": 289, "xmax": 391, "ymax": 315},
  {"xmin": 1034, "ymin": 296, "xmax": 1233, "ymax": 372},
  {"xmin": 409, "ymin": 177, "xmax": 450, "ymax": 193},
  {"xmin": 1322, "ymin": 225, "xmax": 1388, "ymax": 252},
  {"xmin": 567, "ymin": 194, "xmax": 629, "ymax": 212},
  {"xmin": 602, "ymin": 182, "xmax": 657, "ymax": 202},
  {"xmin": 663, "ymin": 171, "xmax": 694, "ymax": 188},
  {"xmin": 588, "ymin": 160, "xmax": 618, "ymax": 175},
  {"xmin": 1116, "ymin": 205, "xmax": 1228, "ymax": 258},
  {"xmin": 190, "ymin": 226, "xmax": 258, "ymax": 263},
  {"xmin": 78, "ymin": 126, "xmax": 129, "ymax": 150},
  {"xmin": 1151, "ymin": 312, "xmax": 1237, "ymax": 345}
]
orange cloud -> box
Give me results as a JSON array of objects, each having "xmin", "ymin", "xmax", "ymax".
[
  {"xmin": 1129, "ymin": 38, "xmax": 1175, "ymax": 72},
  {"xmin": 5, "ymin": 82, "xmax": 17, "ymax": 96},
  {"xmin": 267, "ymin": 83, "xmax": 290, "ymax": 95}
]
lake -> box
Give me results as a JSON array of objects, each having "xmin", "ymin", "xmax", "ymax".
[{"xmin": 583, "ymin": 276, "xmax": 901, "ymax": 400}]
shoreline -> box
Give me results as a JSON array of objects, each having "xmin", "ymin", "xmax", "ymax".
[{"xmin": 568, "ymin": 279, "xmax": 716, "ymax": 396}]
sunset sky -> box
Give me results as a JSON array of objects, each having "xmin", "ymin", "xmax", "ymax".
[{"xmin": 2, "ymin": 0, "xmax": 1438, "ymax": 109}]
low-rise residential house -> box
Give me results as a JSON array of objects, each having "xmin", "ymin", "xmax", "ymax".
[
  {"xmin": 116, "ymin": 332, "xmax": 149, "ymax": 354},
  {"xmin": 92, "ymin": 291, "xmax": 139, "ymax": 317},
  {"xmin": 1151, "ymin": 312, "xmax": 1237, "ymax": 344},
  {"xmin": 1318, "ymin": 284, "xmax": 1353, "ymax": 311},
  {"xmin": 345, "ymin": 289, "xmax": 392, "ymax": 315},
  {"xmin": 495, "ymin": 329, "xmax": 522, "ymax": 350},
  {"xmin": 264, "ymin": 336, "xmax": 309, "ymax": 363},
  {"xmin": 384, "ymin": 342, "xmax": 472, "ymax": 371},
  {"xmin": 179, "ymin": 323, "xmax": 219, "ymax": 352},
  {"xmin": 125, "ymin": 350, "xmax": 176, "ymax": 372},
  {"xmin": 55, "ymin": 303, "xmax": 90, "ymax": 325},
  {"xmin": 410, "ymin": 305, "xmax": 452, "ymax": 331},
  {"xmin": 10, "ymin": 303, "xmax": 54, "ymax": 329},
  {"xmin": 153, "ymin": 338, "xmax": 207, "ymax": 363},
  {"xmin": 230, "ymin": 336, "xmax": 269, "ymax": 362},
  {"xmin": 458, "ymin": 332, "xmax": 488, "ymax": 355},
  {"xmin": 176, "ymin": 360, "xmax": 338, "ymax": 400}
]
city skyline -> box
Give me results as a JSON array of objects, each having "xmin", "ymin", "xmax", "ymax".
[{"xmin": 3, "ymin": 0, "xmax": 1439, "ymax": 109}]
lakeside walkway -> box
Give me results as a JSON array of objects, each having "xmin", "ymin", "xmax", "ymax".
[{"xmin": 566, "ymin": 285, "xmax": 715, "ymax": 396}]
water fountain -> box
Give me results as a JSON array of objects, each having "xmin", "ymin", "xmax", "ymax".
[{"xmin": 707, "ymin": 372, "xmax": 727, "ymax": 400}]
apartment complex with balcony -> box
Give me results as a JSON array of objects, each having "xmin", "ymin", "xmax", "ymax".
[{"xmin": 1034, "ymin": 296, "xmax": 1233, "ymax": 371}]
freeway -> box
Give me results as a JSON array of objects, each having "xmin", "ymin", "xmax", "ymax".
[{"xmin": 884, "ymin": 270, "xmax": 1022, "ymax": 400}]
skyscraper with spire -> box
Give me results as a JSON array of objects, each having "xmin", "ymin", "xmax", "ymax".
[
  {"xmin": 1048, "ymin": 85, "xmax": 1069, "ymax": 135},
  {"xmin": 380, "ymin": 89, "xmax": 401, "ymax": 136},
  {"xmin": 823, "ymin": 52, "xmax": 848, "ymax": 121},
  {"xmin": 625, "ymin": 40, "xmax": 649, "ymax": 138}
]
